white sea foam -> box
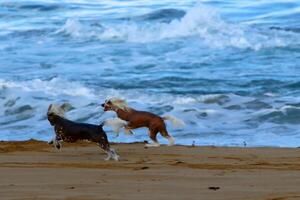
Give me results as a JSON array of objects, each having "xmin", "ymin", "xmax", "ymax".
[
  {"xmin": 1, "ymin": 79, "xmax": 300, "ymax": 147},
  {"xmin": 55, "ymin": 3, "xmax": 299, "ymax": 50},
  {"xmin": 55, "ymin": 19, "xmax": 84, "ymax": 37},
  {"xmin": 0, "ymin": 78, "xmax": 95, "ymax": 98}
]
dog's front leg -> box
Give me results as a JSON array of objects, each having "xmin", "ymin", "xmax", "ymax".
[
  {"xmin": 52, "ymin": 135, "xmax": 63, "ymax": 149},
  {"xmin": 48, "ymin": 136, "xmax": 62, "ymax": 147},
  {"xmin": 124, "ymin": 125, "xmax": 134, "ymax": 135}
]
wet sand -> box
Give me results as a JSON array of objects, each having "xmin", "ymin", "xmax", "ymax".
[{"xmin": 0, "ymin": 140, "xmax": 300, "ymax": 200}]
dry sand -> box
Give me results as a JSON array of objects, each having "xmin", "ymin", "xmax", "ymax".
[{"xmin": 0, "ymin": 140, "xmax": 300, "ymax": 200}]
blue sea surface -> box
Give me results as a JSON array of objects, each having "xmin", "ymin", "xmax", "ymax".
[{"xmin": 1, "ymin": 0, "xmax": 300, "ymax": 147}]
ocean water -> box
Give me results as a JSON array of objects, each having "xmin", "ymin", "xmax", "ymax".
[{"xmin": 1, "ymin": 0, "xmax": 300, "ymax": 147}]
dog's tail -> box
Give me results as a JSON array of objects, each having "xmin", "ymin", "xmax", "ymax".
[
  {"xmin": 100, "ymin": 118, "xmax": 127, "ymax": 134},
  {"xmin": 162, "ymin": 115, "xmax": 185, "ymax": 128}
]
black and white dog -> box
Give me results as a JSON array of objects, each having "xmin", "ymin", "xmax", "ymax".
[{"xmin": 47, "ymin": 104, "xmax": 121, "ymax": 161}]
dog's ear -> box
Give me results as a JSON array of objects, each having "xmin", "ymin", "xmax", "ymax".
[
  {"xmin": 116, "ymin": 99, "xmax": 125, "ymax": 104},
  {"xmin": 60, "ymin": 102, "xmax": 74, "ymax": 112},
  {"xmin": 47, "ymin": 104, "xmax": 53, "ymax": 113}
]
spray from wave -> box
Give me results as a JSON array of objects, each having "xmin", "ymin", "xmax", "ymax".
[
  {"xmin": 55, "ymin": 3, "xmax": 299, "ymax": 50},
  {"xmin": 0, "ymin": 78, "xmax": 95, "ymax": 98}
]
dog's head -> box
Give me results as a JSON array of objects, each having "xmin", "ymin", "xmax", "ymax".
[
  {"xmin": 101, "ymin": 98, "xmax": 130, "ymax": 112},
  {"xmin": 47, "ymin": 104, "xmax": 66, "ymax": 125},
  {"xmin": 101, "ymin": 100, "xmax": 113, "ymax": 111}
]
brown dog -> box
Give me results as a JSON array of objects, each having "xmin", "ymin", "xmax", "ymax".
[{"xmin": 101, "ymin": 98, "xmax": 184, "ymax": 147}]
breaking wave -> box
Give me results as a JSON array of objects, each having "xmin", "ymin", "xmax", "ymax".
[{"xmin": 55, "ymin": 3, "xmax": 300, "ymax": 50}]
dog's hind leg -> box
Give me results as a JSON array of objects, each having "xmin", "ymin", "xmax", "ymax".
[
  {"xmin": 108, "ymin": 148, "xmax": 120, "ymax": 161},
  {"xmin": 98, "ymin": 134, "xmax": 119, "ymax": 161},
  {"xmin": 102, "ymin": 147, "xmax": 119, "ymax": 161},
  {"xmin": 145, "ymin": 129, "xmax": 160, "ymax": 147},
  {"xmin": 97, "ymin": 140, "xmax": 112, "ymax": 161},
  {"xmin": 104, "ymin": 150, "xmax": 112, "ymax": 161},
  {"xmin": 98, "ymin": 142, "xmax": 112, "ymax": 161},
  {"xmin": 160, "ymin": 129, "xmax": 175, "ymax": 146}
]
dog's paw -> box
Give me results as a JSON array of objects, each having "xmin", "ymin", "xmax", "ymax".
[
  {"xmin": 111, "ymin": 150, "xmax": 120, "ymax": 161},
  {"xmin": 167, "ymin": 136, "xmax": 175, "ymax": 146},
  {"xmin": 145, "ymin": 143, "xmax": 160, "ymax": 147},
  {"xmin": 112, "ymin": 154, "xmax": 120, "ymax": 161},
  {"xmin": 55, "ymin": 143, "xmax": 61, "ymax": 149},
  {"xmin": 104, "ymin": 157, "xmax": 110, "ymax": 161},
  {"xmin": 48, "ymin": 140, "xmax": 54, "ymax": 145},
  {"xmin": 53, "ymin": 139, "xmax": 62, "ymax": 150}
]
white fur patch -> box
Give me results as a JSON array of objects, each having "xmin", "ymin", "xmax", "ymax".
[
  {"xmin": 103, "ymin": 118, "xmax": 127, "ymax": 134},
  {"xmin": 47, "ymin": 104, "xmax": 65, "ymax": 117},
  {"xmin": 108, "ymin": 98, "xmax": 131, "ymax": 111}
]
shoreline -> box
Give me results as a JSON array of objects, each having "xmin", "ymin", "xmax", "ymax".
[
  {"xmin": 1, "ymin": 140, "xmax": 300, "ymax": 200},
  {"xmin": 1, "ymin": 139, "xmax": 299, "ymax": 149}
]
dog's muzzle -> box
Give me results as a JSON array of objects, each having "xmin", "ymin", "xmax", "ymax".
[{"xmin": 101, "ymin": 103, "xmax": 109, "ymax": 111}]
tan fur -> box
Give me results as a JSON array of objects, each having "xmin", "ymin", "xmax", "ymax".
[{"xmin": 108, "ymin": 98, "xmax": 131, "ymax": 111}]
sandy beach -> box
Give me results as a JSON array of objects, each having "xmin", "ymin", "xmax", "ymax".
[{"xmin": 0, "ymin": 140, "xmax": 300, "ymax": 200}]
